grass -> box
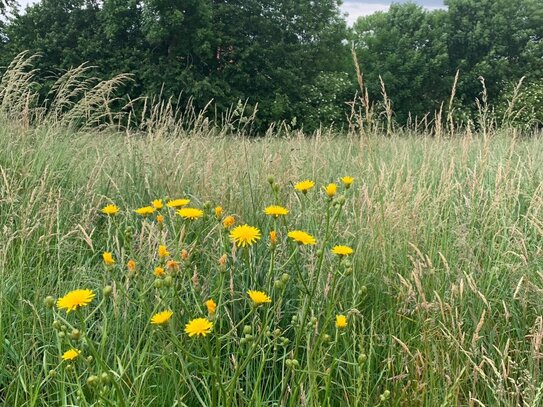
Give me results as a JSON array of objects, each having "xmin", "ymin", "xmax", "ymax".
[{"xmin": 2, "ymin": 118, "xmax": 543, "ymax": 406}]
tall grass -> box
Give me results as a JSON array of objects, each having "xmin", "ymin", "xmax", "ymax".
[{"xmin": 2, "ymin": 54, "xmax": 543, "ymax": 406}]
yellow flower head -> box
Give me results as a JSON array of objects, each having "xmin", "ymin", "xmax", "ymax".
[
  {"xmin": 135, "ymin": 206, "xmax": 155, "ymax": 217},
  {"xmin": 127, "ymin": 259, "xmax": 136, "ymax": 272},
  {"xmin": 341, "ymin": 176, "xmax": 354, "ymax": 188},
  {"xmin": 154, "ymin": 267, "xmax": 165, "ymax": 277},
  {"xmin": 248, "ymin": 290, "xmax": 272, "ymax": 305},
  {"xmin": 336, "ymin": 314, "xmax": 348, "ymax": 329},
  {"xmin": 215, "ymin": 206, "xmax": 223, "ymax": 218},
  {"xmin": 152, "ymin": 199, "xmax": 164, "ymax": 210},
  {"xmin": 101, "ymin": 204, "xmax": 119, "ymax": 216},
  {"xmin": 269, "ymin": 230, "xmax": 278, "ymax": 245},
  {"xmin": 156, "ymin": 214, "xmax": 164, "ymax": 224},
  {"xmin": 294, "ymin": 180, "xmax": 315, "ymax": 194},
  {"xmin": 103, "ymin": 252, "xmax": 115, "ymax": 266},
  {"xmin": 167, "ymin": 198, "xmax": 191, "ymax": 208},
  {"xmin": 223, "ymin": 215, "xmax": 235, "ymax": 229},
  {"xmin": 57, "ymin": 289, "xmax": 95, "ymax": 313},
  {"xmin": 205, "ymin": 299, "xmax": 217, "ymax": 315},
  {"xmin": 325, "ymin": 183, "xmax": 337, "ymax": 198},
  {"xmin": 185, "ymin": 318, "xmax": 213, "ymax": 337},
  {"xmin": 177, "ymin": 207, "xmax": 204, "ymax": 220},
  {"xmin": 158, "ymin": 245, "xmax": 170, "ymax": 258},
  {"xmin": 264, "ymin": 205, "xmax": 289, "ymax": 217},
  {"xmin": 151, "ymin": 310, "xmax": 173, "ymax": 325},
  {"xmin": 166, "ymin": 260, "xmax": 179, "ymax": 271},
  {"xmin": 62, "ymin": 348, "xmax": 80, "ymax": 361},
  {"xmin": 288, "ymin": 230, "xmax": 317, "ymax": 245},
  {"xmin": 230, "ymin": 224, "xmax": 261, "ymax": 247},
  {"xmin": 331, "ymin": 245, "xmax": 353, "ymax": 256}
]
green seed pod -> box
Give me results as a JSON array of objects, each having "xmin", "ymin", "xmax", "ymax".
[
  {"xmin": 48, "ymin": 369, "xmax": 57, "ymax": 378},
  {"xmin": 274, "ymin": 280, "xmax": 284, "ymax": 290},
  {"xmin": 273, "ymin": 329, "xmax": 282, "ymax": 337},
  {"xmin": 100, "ymin": 372, "xmax": 110, "ymax": 384},
  {"xmin": 383, "ymin": 390, "xmax": 390, "ymax": 399},
  {"xmin": 52, "ymin": 320, "xmax": 62, "ymax": 330},
  {"xmin": 103, "ymin": 285, "xmax": 113, "ymax": 297},
  {"xmin": 360, "ymin": 285, "xmax": 368, "ymax": 294},
  {"xmin": 316, "ymin": 249, "xmax": 323, "ymax": 257},
  {"xmin": 243, "ymin": 325, "xmax": 252, "ymax": 335},
  {"xmin": 164, "ymin": 276, "xmax": 173, "ymax": 287},
  {"xmin": 58, "ymin": 331, "xmax": 65, "ymax": 339},
  {"xmin": 86, "ymin": 356, "xmax": 93, "ymax": 363},
  {"xmin": 240, "ymin": 338, "xmax": 247, "ymax": 345},
  {"xmin": 245, "ymin": 334, "xmax": 254, "ymax": 342},
  {"xmin": 281, "ymin": 273, "xmax": 290, "ymax": 283},
  {"xmin": 291, "ymin": 359, "xmax": 299, "ymax": 368},
  {"xmin": 281, "ymin": 337, "xmax": 290, "ymax": 346},
  {"xmin": 285, "ymin": 359, "xmax": 293, "ymax": 368},
  {"xmin": 44, "ymin": 296, "xmax": 55, "ymax": 309},
  {"xmin": 153, "ymin": 279, "xmax": 163, "ymax": 289},
  {"xmin": 87, "ymin": 375, "xmax": 99, "ymax": 386},
  {"xmin": 322, "ymin": 334, "xmax": 331, "ymax": 343}
]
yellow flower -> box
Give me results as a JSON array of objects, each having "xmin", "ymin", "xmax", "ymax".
[
  {"xmin": 331, "ymin": 245, "xmax": 353, "ymax": 256},
  {"xmin": 294, "ymin": 180, "xmax": 315, "ymax": 194},
  {"xmin": 215, "ymin": 206, "xmax": 223, "ymax": 218},
  {"xmin": 166, "ymin": 260, "xmax": 179, "ymax": 271},
  {"xmin": 288, "ymin": 230, "xmax": 317, "ymax": 245},
  {"xmin": 62, "ymin": 348, "xmax": 80, "ymax": 361},
  {"xmin": 135, "ymin": 206, "xmax": 155, "ymax": 216},
  {"xmin": 269, "ymin": 230, "xmax": 278, "ymax": 245},
  {"xmin": 336, "ymin": 314, "xmax": 348, "ymax": 329},
  {"xmin": 230, "ymin": 224, "xmax": 261, "ymax": 247},
  {"xmin": 57, "ymin": 289, "xmax": 95, "ymax": 313},
  {"xmin": 341, "ymin": 176, "xmax": 354, "ymax": 188},
  {"xmin": 177, "ymin": 207, "xmax": 204, "ymax": 220},
  {"xmin": 154, "ymin": 267, "xmax": 165, "ymax": 277},
  {"xmin": 264, "ymin": 205, "xmax": 289, "ymax": 217},
  {"xmin": 166, "ymin": 198, "xmax": 190, "ymax": 208},
  {"xmin": 151, "ymin": 310, "xmax": 173, "ymax": 325},
  {"xmin": 152, "ymin": 199, "xmax": 164, "ymax": 210},
  {"xmin": 127, "ymin": 259, "xmax": 136, "ymax": 272},
  {"xmin": 185, "ymin": 318, "xmax": 213, "ymax": 337},
  {"xmin": 101, "ymin": 204, "xmax": 119, "ymax": 216},
  {"xmin": 325, "ymin": 183, "xmax": 337, "ymax": 198},
  {"xmin": 158, "ymin": 245, "xmax": 170, "ymax": 258},
  {"xmin": 156, "ymin": 214, "xmax": 164, "ymax": 224},
  {"xmin": 248, "ymin": 290, "xmax": 272, "ymax": 305},
  {"xmin": 103, "ymin": 251, "xmax": 115, "ymax": 266},
  {"xmin": 223, "ymin": 215, "xmax": 235, "ymax": 229},
  {"xmin": 205, "ymin": 299, "xmax": 217, "ymax": 315}
]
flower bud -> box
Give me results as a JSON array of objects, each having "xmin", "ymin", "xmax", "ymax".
[
  {"xmin": 154, "ymin": 279, "xmax": 163, "ymax": 289},
  {"xmin": 281, "ymin": 273, "xmax": 290, "ymax": 283},
  {"xmin": 100, "ymin": 372, "xmax": 110, "ymax": 384},
  {"xmin": 267, "ymin": 176, "xmax": 275, "ymax": 185},
  {"xmin": 53, "ymin": 320, "xmax": 62, "ymax": 330},
  {"xmin": 44, "ymin": 296, "xmax": 55, "ymax": 309},
  {"xmin": 87, "ymin": 375, "xmax": 99, "ymax": 386},
  {"xmin": 358, "ymin": 354, "xmax": 367, "ymax": 364},
  {"xmin": 164, "ymin": 276, "xmax": 173, "ymax": 287},
  {"xmin": 70, "ymin": 329, "xmax": 81, "ymax": 341},
  {"xmin": 243, "ymin": 325, "xmax": 252, "ymax": 335},
  {"xmin": 103, "ymin": 285, "xmax": 113, "ymax": 297}
]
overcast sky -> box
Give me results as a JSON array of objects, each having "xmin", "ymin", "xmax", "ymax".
[{"xmin": 17, "ymin": 0, "xmax": 446, "ymax": 25}]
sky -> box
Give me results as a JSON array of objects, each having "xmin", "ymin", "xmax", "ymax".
[{"xmin": 17, "ymin": 0, "xmax": 446, "ymax": 25}]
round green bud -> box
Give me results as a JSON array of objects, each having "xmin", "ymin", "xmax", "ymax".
[
  {"xmin": 52, "ymin": 320, "xmax": 62, "ymax": 330},
  {"xmin": 285, "ymin": 359, "xmax": 293, "ymax": 368},
  {"xmin": 240, "ymin": 338, "xmax": 247, "ymax": 345},
  {"xmin": 267, "ymin": 176, "xmax": 275, "ymax": 184},
  {"xmin": 291, "ymin": 359, "xmax": 299, "ymax": 368},
  {"xmin": 153, "ymin": 279, "xmax": 163, "ymax": 289},
  {"xmin": 274, "ymin": 280, "xmax": 284, "ymax": 290},
  {"xmin": 281, "ymin": 337, "xmax": 290, "ymax": 346},
  {"xmin": 360, "ymin": 285, "xmax": 368, "ymax": 294},
  {"xmin": 86, "ymin": 356, "xmax": 93, "ymax": 363},
  {"xmin": 44, "ymin": 296, "xmax": 55, "ymax": 309},
  {"xmin": 48, "ymin": 369, "xmax": 56, "ymax": 378},
  {"xmin": 100, "ymin": 373, "xmax": 110, "ymax": 384},
  {"xmin": 358, "ymin": 354, "xmax": 367, "ymax": 364},
  {"xmin": 87, "ymin": 375, "xmax": 99, "ymax": 386},
  {"xmin": 383, "ymin": 390, "xmax": 390, "ymax": 399},
  {"xmin": 380, "ymin": 394, "xmax": 386, "ymax": 402},
  {"xmin": 316, "ymin": 249, "xmax": 323, "ymax": 257},
  {"xmin": 58, "ymin": 331, "xmax": 65, "ymax": 339},
  {"xmin": 70, "ymin": 329, "xmax": 81, "ymax": 341},
  {"xmin": 281, "ymin": 273, "xmax": 290, "ymax": 283},
  {"xmin": 103, "ymin": 285, "xmax": 113, "ymax": 297},
  {"xmin": 164, "ymin": 276, "xmax": 173, "ymax": 287},
  {"xmin": 245, "ymin": 334, "xmax": 254, "ymax": 342},
  {"xmin": 273, "ymin": 329, "xmax": 282, "ymax": 337},
  {"xmin": 243, "ymin": 325, "xmax": 252, "ymax": 335},
  {"xmin": 322, "ymin": 334, "xmax": 331, "ymax": 342}
]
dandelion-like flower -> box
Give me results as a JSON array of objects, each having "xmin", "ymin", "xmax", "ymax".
[
  {"xmin": 331, "ymin": 245, "xmax": 353, "ymax": 256},
  {"xmin": 230, "ymin": 225, "xmax": 261, "ymax": 247},
  {"xmin": 151, "ymin": 310, "xmax": 173, "ymax": 325},
  {"xmin": 166, "ymin": 260, "xmax": 179, "ymax": 271},
  {"xmin": 154, "ymin": 267, "xmax": 165, "ymax": 277},
  {"xmin": 127, "ymin": 259, "xmax": 136, "ymax": 272},
  {"xmin": 62, "ymin": 348, "xmax": 80, "ymax": 361},
  {"xmin": 57, "ymin": 289, "xmax": 95, "ymax": 313},
  {"xmin": 101, "ymin": 204, "xmax": 119, "ymax": 216},
  {"xmin": 341, "ymin": 176, "xmax": 354, "ymax": 188},
  {"xmin": 269, "ymin": 230, "xmax": 278, "ymax": 245},
  {"xmin": 325, "ymin": 183, "xmax": 337, "ymax": 198},
  {"xmin": 223, "ymin": 215, "xmax": 235, "ymax": 229},
  {"xmin": 336, "ymin": 314, "xmax": 348, "ymax": 329},
  {"xmin": 215, "ymin": 206, "xmax": 223, "ymax": 218},
  {"xmin": 152, "ymin": 199, "xmax": 164, "ymax": 210},
  {"xmin": 103, "ymin": 251, "xmax": 115, "ymax": 266},
  {"xmin": 167, "ymin": 199, "xmax": 190, "ymax": 208},
  {"xmin": 264, "ymin": 205, "xmax": 289, "ymax": 217},
  {"xmin": 288, "ymin": 230, "xmax": 317, "ymax": 245},
  {"xmin": 135, "ymin": 206, "xmax": 155, "ymax": 216},
  {"xmin": 185, "ymin": 318, "xmax": 213, "ymax": 337},
  {"xmin": 205, "ymin": 299, "xmax": 217, "ymax": 315},
  {"xmin": 294, "ymin": 180, "xmax": 315, "ymax": 194},
  {"xmin": 177, "ymin": 207, "xmax": 204, "ymax": 220},
  {"xmin": 156, "ymin": 214, "xmax": 164, "ymax": 224},
  {"xmin": 248, "ymin": 290, "xmax": 272, "ymax": 305},
  {"xmin": 158, "ymin": 245, "xmax": 170, "ymax": 258}
]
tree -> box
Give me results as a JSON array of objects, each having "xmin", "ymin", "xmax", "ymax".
[{"xmin": 352, "ymin": 4, "xmax": 451, "ymax": 123}]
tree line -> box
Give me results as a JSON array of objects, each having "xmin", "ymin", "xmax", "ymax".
[{"xmin": 1, "ymin": 0, "xmax": 542, "ymax": 131}]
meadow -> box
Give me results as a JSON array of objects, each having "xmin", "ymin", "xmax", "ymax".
[{"xmin": 3, "ymin": 57, "xmax": 543, "ymax": 406}]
